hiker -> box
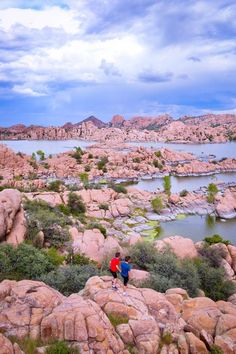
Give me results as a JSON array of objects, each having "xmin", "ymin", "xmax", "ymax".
[
  {"xmin": 121, "ymin": 256, "xmax": 132, "ymax": 295},
  {"xmin": 109, "ymin": 252, "xmax": 121, "ymax": 290}
]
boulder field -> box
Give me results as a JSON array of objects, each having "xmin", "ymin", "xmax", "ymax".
[{"xmin": 1, "ymin": 276, "xmax": 236, "ymax": 353}]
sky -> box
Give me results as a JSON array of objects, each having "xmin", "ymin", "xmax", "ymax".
[{"xmin": 0, "ymin": 0, "xmax": 236, "ymax": 126}]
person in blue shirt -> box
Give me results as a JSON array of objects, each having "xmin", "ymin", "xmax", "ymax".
[{"xmin": 121, "ymin": 256, "xmax": 132, "ymax": 295}]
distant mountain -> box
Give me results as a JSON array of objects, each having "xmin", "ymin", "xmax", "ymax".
[
  {"xmin": 110, "ymin": 114, "xmax": 173, "ymax": 130},
  {"xmin": 79, "ymin": 116, "xmax": 107, "ymax": 128}
]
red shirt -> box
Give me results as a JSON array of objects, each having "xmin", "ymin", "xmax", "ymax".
[{"xmin": 110, "ymin": 258, "xmax": 120, "ymax": 272}]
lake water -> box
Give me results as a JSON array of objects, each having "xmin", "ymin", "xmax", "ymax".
[
  {"xmin": 157, "ymin": 215, "xmax": 236, "ymax": 243},
  {"xmin": 137, "ymin": 172, "xmax": 236, "ymax": 193},
  {"xmin": 1, "ymin": 139, "xmax": 236, "ymax": 159},
  {"xmin": 129, "ymin": 141, "xmax": 236, "ymax": 160},
  {"xmin": 1, "ymin": 139, "xmax": 93, "ymax": 156}
]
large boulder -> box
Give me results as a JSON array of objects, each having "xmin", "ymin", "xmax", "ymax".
[
  {"xmin": 155, "ymin": 236, "xmax": 198, "ymax": 259},
  {"xmin": 0, "ymin": 189, "xmax": 25, "ymax": 243},
  {"xmin": 216, "ymin": 188, "xmax": 236, "ymax": 219}
]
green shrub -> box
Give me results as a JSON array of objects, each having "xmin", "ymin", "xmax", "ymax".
[
  {"xmin": 198, "ymin": 245, "xmax": 227, "ymax": 267},
  {"xmin": 36, "ymin": 150, "xmax": 45, "ymax": 161},
  {"xmin": 161, "ymin": 332, "xmax": 173, "ymax": 345},
  {"xmin": 46, "ymin": 247, "xmax": 65, "ymax": 266},
  {"xmin": 66, "ymin": 253, "xmax": 92, "ymax": 266},
  {"xmin": 163, "ymin": 175, "xmax": 171, "ymax": 195},
  {"xmin": 87, "ymin": 222, "xmax": 107, "ymax": 237},
  {"xmin": 97, "ymin": 156, "xmax": 108, "ymax": 170},
  {"xmin": 132, "ymin": 157, "xmax": 141, "ymax": 163},
  {"xmin": 48, "ymin": 180, "xmax": 64, "ymax": 192},
  {"xmin": 155, "ymin": 150, "xmax": 162, "ymax": 158},
  {"xmin": 84, "ymin": 165, "xmax": 91, "ymax": 172},
  {"xmin": 207, "ymin": 183, "xmax": 218, "ymax": 203},
  {"xmin": 46, "ymin": 341, "xmax": 80, "ymax": 354},
  {"xmin": 67, "ymin": 192, "xmax": 86, "ymax": 215},
  {"xmin": 209, "ymin": 345, "xmax": 224, "ymax": 354},
  {"xmin": 41, "ymin": 265, "xmax": 99, "ymax": 296},
  {"xmin": 58, "ymin": 204, "xmax": 71, "ymax": 215},
  {"xmin": 79, "ymin": 172, "xmax": 89, "ymax": 184},
  {"xmin": 204, "ymin": 234, "xmax": 231, "ymax": 246},
  {"xmin": 197, "ymin": 262, "xmax": 236, "ymax": 301},
  {"xmin": 71, "ymin": 147, "xmax": 84, "ymax": 163},
  {"xmin": 130, "ymin": 242, "xmax": 159, "ymax": 270},
  {"xmin": 153, "ymin": 160, "xmax": 163, "ymax": 169},
  {"xmin": 110, "ymin": 184, "xmax": 127, "ymax": 194},
  {"xmin": 180, "ymin": 189, "xmax": 188, "ymax": 197},
  {"xmin": 9, "ymin": 337, "xmax": 43, "ymax": 354},
  {"xmin": 88, "ymin": 153, "xmax": 93, "ymax": 159},
  {"xmin": 24, "ymin": 199, "xmax": 71, "ymax": 248},
  {"xmin": 98, "ymin": 203, "xmax": 109, "ymax": 211},
  {"xmin": 151, "ymin": 196, "xmax": 164, "ymax": 213},
  {"xmin": 108, "ymin": 314, "xmax": 129, "ymax": 327}
]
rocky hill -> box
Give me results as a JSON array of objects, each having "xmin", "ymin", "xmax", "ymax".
[
  {"xmin": 1, "ymin": 276, "xmax": 236, "ymax": 353},
  {"xmin": 0, "ymin": 113, "xmax": 235, "ymax": 143}
]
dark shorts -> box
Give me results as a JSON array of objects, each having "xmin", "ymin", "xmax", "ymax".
[
  {"xmin": 122, "ymin": 275, "xmax": 129, "ymax": 286},
  {"xmin": 110, "ymin": 270, "xmax": 118, "ymax": 278}
]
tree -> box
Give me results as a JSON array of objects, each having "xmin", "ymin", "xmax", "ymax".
[
  {"xmin": 151, "ymin": 196, "xmax": 164, "ymax": 214},
  {"xmin": 207, "ymin": 183, "xmax": 218, "ymax": 203},
  {"xmin": 36, "ymin": 150, "xmax": 45, "ymax": 161},
  {"xmin": 163, "ymin": 175, "xmax": 171, "ymax": 195}
]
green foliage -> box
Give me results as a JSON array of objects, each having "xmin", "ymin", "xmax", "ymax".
[
  {"xmin": 198, "ymin": 245, "xmax": 227, "ymax": 267},
  {"xmin": 180, "ymin": 189, "xmax": 188, "ymax": 197},
  {"xmin": 46, "ymin": 341, "xmax": 80, "ymax": 354},
  {"xmin": 31, "ymin": 152, "xmax": 36, "ymax": 160},
  {"xmin": 163, "ymin": 175, "xmax": 171, "ymax": 195},
  {"xmin": 48, "ymin": 180, "xmax": 64, "ymax": 192},
  {"xmin": 79, "ymin": 172, "xmax": 89, "ymax": 184},
  {"xmin": 161, "ymin": 332, "xmax": 173, "ymax": 345},
  {"xmin": 36, "ymin": 150, "xmax": 45, "ymax": 161},
  {"xmin": 46, "ymin": 247, "xmax": 65, "ymax": 266},
  {"xmin": 41, "ymin": 265, "xmax": 99, "ymax": 296},
  {"xmin": 204, "ymin": 234, "xmax": 231, "ymax": 246},
  {"xmin": 9, "ymin": 337, "xmax": 43, "ymax": 354},
  {"xmin": 197, "ymin": 262, "xmax": 236, "ymax": 301},
  {"xmin": 87, "ymin": 222, "xmax": 107, "ymax": 237},
  {"xmin": 24, "ymin": 199, "xmax": 71, "ymax": 248},
  {"xmin": 108, "ymin": 314, "xmax": 129, "ymax": 327},
  {"xmin": 58, "ymin": 204, "xmax": 71, "ymax": 215},
  {"xmin": 155, "ymin": 150, "xmax": 162, "ymax": 158},
  {"xmin": 0, "ymin": 243, "xmax": 55, "ymax": 281},
  {"xmin": 67, "ymin": 192, "xmax": 86, "ymax": 215},
  {"xmin": 130, "ymin": 242, "xmax": 159, "ymax": 271},
  {"xmin": 84, "ymin": 164, "xmax": 91, "ymax": 172},
  {"xmin": 151, "ymin": 196, "xmax": 164, "ymax": 214},
  {"xmin": 97, "ymin": 156, "xmax": 108, "ymax": 170},
  {"xmin": 153, "ymin": 159, "xmax": 163, "ymax": 169},
  {"xmin": 132, "ymin": 157, "xmax": 141, "ymax": 163},
  {"xmin": 209, "ymin": 345, "xmax": 224, "ymax": 354},
  {"xmin": 110, "ymin": 183, "xmax": 127, "ymax": 194},
  {"xmin": 98, "ymin": 203, "xmax": 109, "ymax": 211},
  {"xmin": 71, "ymin": 147, "xmax": 84, "ymax": 163},
  {"xmin": 66, "ymin": 252, "xmax": 92, "ymax": 266},
  {"xmin": 207, "ymin": 183, "xmax": 218, "ymax": 203}
]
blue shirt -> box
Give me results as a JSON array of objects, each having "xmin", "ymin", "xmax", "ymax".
[{"xmin": 121, "ymin": 262, "xmax": 131, "ymax": 277}]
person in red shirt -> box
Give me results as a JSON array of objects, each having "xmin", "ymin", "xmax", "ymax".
[{"xmin": 109, "ymin": 252, "xmax": 121, "ymax": 290}]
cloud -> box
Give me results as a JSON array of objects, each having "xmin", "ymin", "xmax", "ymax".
[
  {"xmin": 99, "ymin": 59, "xmax": 121, "ymax": 77},
  {"xmin": 0, "ymin": 0, "xmax": 235, "ymax": 123},
  {"xmin": 138, "ymin": 71, "xmax": 173, "ymax": 83}
]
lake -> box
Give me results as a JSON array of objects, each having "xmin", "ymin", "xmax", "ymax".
[
  {"xmin": 137, "ymin": 172, "xmax": 236, "ymax": 193},
  {"xmin": 129, "ymin": 141, "xmax": 236, "ymax": 160},
  {"xmin": 1, "ymin": 139, "xmax": 93, "ymax": 156},
  {"xmin": 1, "ymin": 139, "xmax": 236, "ymax": 160},
  {"xmin": 157, "ymin": 215, "xmax": 236, "ymax": 244}
]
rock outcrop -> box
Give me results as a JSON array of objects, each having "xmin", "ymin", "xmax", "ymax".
[
  {"xmin": 0, "ymin": 189, "xmax": 26, "ymax": 244},
  {"xmin": 1, "ymin": 277, "xmax": 236, "ymax": 353}
]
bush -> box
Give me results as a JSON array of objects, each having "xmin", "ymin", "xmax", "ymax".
[
  {"xmin": 207, "ymin": 183, "xmax": 218, "ymax": 203},
  {"xmin": 24, "ymin": 199, "xmax": 71, "ymax": 248},
  {"xmin": 153, "ymin": 160, "xmax": 163, "ymax": 169},
  {"xmin": 88, "ymin": 153, "xmax": 93, "ymax": 159},
  {"xmin": 58, "ymin": 204, "xmax": 71, "ymax": 215},
  {"xmin": 155, "ymin": 150, "xmax": 162, "ymax": 158},
  {"xmin": 130, "ymin": 242, "xmax": 159, "ymax": 270},
  {"xmin": 48, "ymin": 180, "xmax": 64, "ymax": 192},
  {"xmin": 110, "ymin": 184, "xmax": 127, "ymax": 194},
  {"xmin": 197, "ymin": 262, "xmax": 236, "ymax": 301},
  {"xmin": 66, "ymin": 252, "xmax": 92, "ymax": 266},
  {"xmin": 79, "ymin": 172, "xmax": 89, "ymax": 184},
  {"xmin": 163, "ymin": 175, "xmax": 171, "ymax": 195},
  {"xmin": 87, "ymin": 222, "xmax": 107, "ymax": 237},
  {"xmin": 204, "ymin": 234, "xmax": 231, "ymax": 246},
  {"xmin": 67, "ymin": 192, "xmax": 86, "ymax": 215},
  {"xmin": 198, "ymin": 245, "xmax": 227, "ymax": 268},
  {"xmin": 209, "ymin": 345, "xmax": 224, "ymax": 354},
  {"xmin": 132, "ymin": 157, "xmax": 141, "ymax": 163},
  {"xmin": 97, "ymin": 156, "xmax": 108, "ymax": 170},
  {"xmin": 180, "ymin": 189, "xmax": 188, "ymax": 197},
  {"xmin": 41, "ymin": 264, "xmax": 99, "ymax": 296},
  {"xmin": 36, "ymin": 150, "xmax": 45, "ymax": 161},
  {"xmin": 98, "ymin": 203, "xmax": 109, "ymax": 211},
  {"xmin": 71, "ymin": 147, "xmax": 83, "ymax": 163},
  {"xmin": 108, "ymin": 314, "xmax": 129, "ymax": 327},
  {"xmin": 46, "ymin": 247, "xmax": 65, "ymax": 266},
  {"xmin": 46, "ymin": 341, "xmax": 80, "ymax": 354},
  {"xmin": 84, "ymin": 165, "xmax": 91, "ymax": 172},
  {"xmin": 151, "ymin": 196, "xmax": 164, "ymax": 214}
]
